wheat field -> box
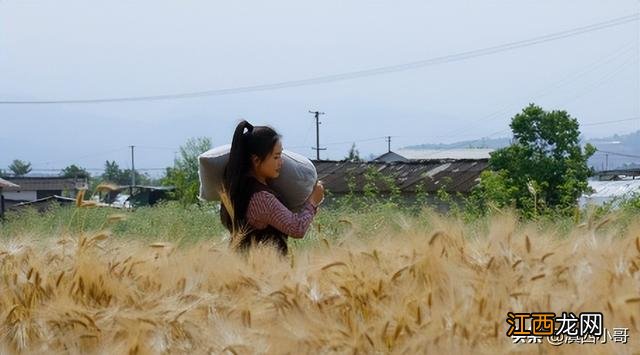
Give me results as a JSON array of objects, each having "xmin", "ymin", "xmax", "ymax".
[{"xmin": 0, "ymin": 208, "xmax": 638, "ymax": 354}]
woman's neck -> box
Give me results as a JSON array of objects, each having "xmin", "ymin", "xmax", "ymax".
[{"xmin": 251, "ymin": 172, "xmax": 267, "ymax": 185}]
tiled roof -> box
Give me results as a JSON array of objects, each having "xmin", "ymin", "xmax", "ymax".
[
  {"xmin": 0, "ymin": 178, "xmax": 19, "ymax": 189},
  {"xmin": 0, "ymin": 177, "xmax": 87, "ymax": 192},
  {"xmin": 313, "ymin": 159, "xmax": 489, "ymax": 194}
]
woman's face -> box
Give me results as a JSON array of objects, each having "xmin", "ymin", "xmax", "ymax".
[{"xmin": 253, "ymin": 140, "xmax": 283, "ymax": 180}]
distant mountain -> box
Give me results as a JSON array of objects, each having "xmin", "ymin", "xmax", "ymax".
[
  {"xmin": 587, "ymin": 131, "xmax": 640, "ymax": 171},
  {"xmin": 405, "ymin": 137, "xmax": 512, "ymax": 150},
  {"xmin": 404, "ymin": 131, "xmax": 640, "ymax": 171}
]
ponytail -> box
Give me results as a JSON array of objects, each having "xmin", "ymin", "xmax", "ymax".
[{"xmin": 221, "ymin": 120, "xmax": 254, "ymax": 231}]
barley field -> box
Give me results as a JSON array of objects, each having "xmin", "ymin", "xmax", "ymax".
[{"xmin": 0, "ymin": 201, "xmax": 638, "ymax": 354}]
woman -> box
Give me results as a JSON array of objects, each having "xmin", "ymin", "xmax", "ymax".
[{"xmin": 220, "ymin": 120, "xmax": 325, "ymax": 256}]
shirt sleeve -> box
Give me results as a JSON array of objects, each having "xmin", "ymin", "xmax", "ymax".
[{"xmin": 247, "ymin": 191, "xmax": 318, "ymax": 238}]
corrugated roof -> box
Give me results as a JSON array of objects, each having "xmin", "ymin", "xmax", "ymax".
[
  {"xmin": 1, "ymin": 177, "xmax": 87, "ymax": 192},
  {"xmin": 373, "ymin": 151, "xmax": 409, "ymax": 162},
  {"xmin": 314, "ymin": 160, "xmax": 489, "ymax": 194},
  {"xmin": 0, "ymin": 178, "xmax": 19, "ymax": 189},
  {"xmin": 579, "ymin": 179, "xmax": 640, "ymax": 207},
  {"xmin": 584, "ymin": 180, "xmax": 640, "ymax": 198},
  {"xmin": 9, "ymin": 195, "xmax": 76, "ymax": 207}
]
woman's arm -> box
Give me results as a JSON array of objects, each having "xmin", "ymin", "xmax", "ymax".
[{"xmin": 247, "ymin": 191, "xmax": 318, "ymax": 238}]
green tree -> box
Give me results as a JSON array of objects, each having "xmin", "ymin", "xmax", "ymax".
[
  {"xmin": 414, "ymin": 182, "xmax": 429, "ymax": 207},
  {"xmin": 102, "ymin": 160, "xmax": 122, "ymax": 184},
  {"xmin": 345, "ymin": 143, "xmax": 362, "ymax": 162},
  {"xmin": 162, "ymin": 137, "xmax": 212, "ymax": 204},
  {"xmin": 120, "ymin": 169, "xmax": 151, "ymax": 186},
  {"xmin": 60, "ymin": 164, "xmax": 91, "ymax": 179},
  {"xmin": 473, "ymin": 104, "xmax": 595, "ymax": 216},
  {"xmin": 9, "ymin": 159, "xmax": 32, "ymax": 176},
  {"xmin": 100, "ymin": 161, "xmax": 148, "ymax": 186}
]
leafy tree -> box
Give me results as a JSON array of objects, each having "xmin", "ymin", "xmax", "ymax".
[
  {"xmin": 162, "ymin": 137, "xmax": 212, "ymax": 204},
  {"xmin": 100, "ymin": 161, "xmax": 149, "ymax": 186},
  {"xmin": 414, "ymin": 182, "xmax": 429, "ymax": 207},
  {"xmin": 472, "ymin": 104, "xmax": 595, "ymax": 216},
  {"xmin": 102, "ymin": 160, "xmax": 122, "ymax": 183},
  {"xmin": 345, "ymin": 143, "xmax": 362, "ymax": 162},
  {"xmin": 121, "ymin": 169, "xmax": 151, "ymax": 186},
  {"xmin": 60, "ymin": 164, "xmax": 91, "ymax": 179},
  {"xmin": 9, "ymin": 159, "xmax": 32, "ymax": 176}
]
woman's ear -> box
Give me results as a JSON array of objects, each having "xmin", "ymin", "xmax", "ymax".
[{"xmin": 250, "ymin": 154, "xmax": 261, "ymax": 168}]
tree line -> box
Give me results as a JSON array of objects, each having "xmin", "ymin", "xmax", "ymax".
[{"xmin": 1, "ymin": 104, "xmax": 596, "ymax": 216}]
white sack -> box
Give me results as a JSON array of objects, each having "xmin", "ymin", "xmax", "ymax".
[{"xmin": 198, "ymin": 144, "xmax": 317, "ymax": 210}]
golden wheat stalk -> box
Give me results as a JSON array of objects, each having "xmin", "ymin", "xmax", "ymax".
[
  {"xmin": 219, "ymin": 187, "xmax": 234, "ymax": 223},
  {"xmin": 75, "ymin": 189, "xmax": 86, "ymax": 207},
  {"xmin": 95, "ymin": 183, "xmax": 119, "ymax": 193},
  {"xmin": 219, "ymin": 187, "xmax": 250, "ymax": 251}
]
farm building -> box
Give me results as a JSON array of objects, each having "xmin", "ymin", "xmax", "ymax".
[
  {"xmin": 0, "ymin": 177, "xmax": 19, "ymax": 219},
  {"xmin": 579, "ymin": 168, "xmax": 640, "ymax": 207},
  {"xmin": 313, "ymin": 159, "xmax": 489, "ymax": 209},
  {"xmin": 579, "ymin": 179, "xmax": 640, "ymax": 207},
  {"xmin": 0, "ymin": 176, "xmax": 88, "ymax": 209},
  {"xmin": 8, "ymin": 195, "xmax": 77, "ymax": 213},
  {"xmin": 97, "ymin": 185, "xmax": 175, "ymax": 208},
  {"xmin": 593, "ymin": 168, "xmax": 640, "ymax": 181}
]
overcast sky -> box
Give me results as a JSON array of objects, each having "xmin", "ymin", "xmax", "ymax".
[{"xmin": 1, "ymin": 0, "xmax": 639, "ymax": 176}]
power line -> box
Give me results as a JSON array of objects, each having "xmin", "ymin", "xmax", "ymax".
[
  {"xmin": 582, "ymin": 116, "xmax": 640, "ymax": 126},
  {"xmin": 1, "ymin": 14, "xmax": 637, "ymax": 105},
  {"xmin": 432, "ymin": 40, "xmax": 639, "ymax": 141},
  {"xmin": 288, "ymin": 136, "xmax": 387, "ymax": 150},
  {"xmin": 557, "ymin": 48, "xmax": 638, "ymax": 107},
  {"xmin": 136, "ymin": 145, "xmax": 178, "ymax": 151},
  {"xmin": 30, "ymin": 147, "xmax": 128, "ymax": 166},
  {"xmin": 594, "ymin": 150, "xmax": 640, "ymax": 159},
  {"xmin": 323, "ymin": 136, "xmax": 388, "ymax": 147}
]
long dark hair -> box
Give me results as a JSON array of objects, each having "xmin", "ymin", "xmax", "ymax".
[{"xmin": 220, "ymin": 120, "xmax": 281, "ymax": 232}]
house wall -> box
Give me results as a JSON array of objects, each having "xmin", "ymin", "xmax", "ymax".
[
  {"xmin": 2, "ymin": 190, "xmax": 37, "ymax": 202},
  {"xmin": 37, "ymin": 190, "xmax": 62, "ymax": 199}
]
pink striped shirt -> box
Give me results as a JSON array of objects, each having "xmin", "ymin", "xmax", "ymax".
[{"xmin": 246, "ymin": 191, "xmax": 317, "ymax": 238}]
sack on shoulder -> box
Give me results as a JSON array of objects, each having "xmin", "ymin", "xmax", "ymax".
[{"xmin": 198, "ymin": 144, "xmax": 317, "ymax": 210}]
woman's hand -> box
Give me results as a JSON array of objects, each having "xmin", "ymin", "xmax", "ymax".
[{"xmin": 309, "ymin": 180, "xmax": 325, "ymax": 207}]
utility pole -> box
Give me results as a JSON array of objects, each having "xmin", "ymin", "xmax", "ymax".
[
  {"xmin": 130, "ymin": 145, "xmax": 136, "ymax": 196},
  {"xmin": 386, "ymin": 136, "xmax": 392, "ymax": 153},
  {"xmin": 308, "ymin": 110, "xmax": 326, "ymax": 160}
]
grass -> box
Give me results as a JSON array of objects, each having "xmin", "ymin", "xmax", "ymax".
[
  {"xmin": 0, "ymin": 201, "xmax": 224, "ymax": 245},
  {"xmin": 0, "ymin": 198, "xmax": 638, "ymax": 353}
]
